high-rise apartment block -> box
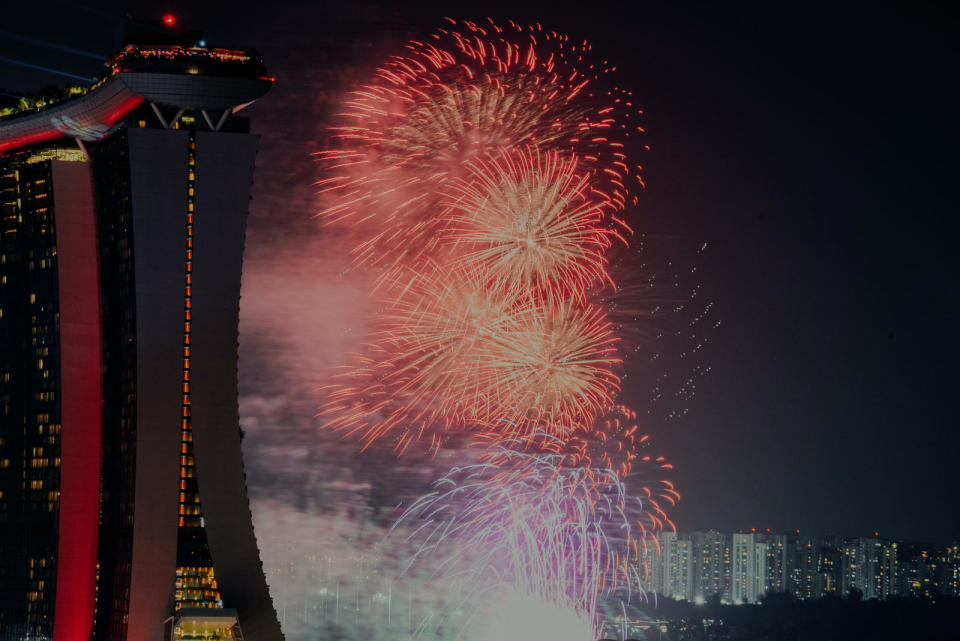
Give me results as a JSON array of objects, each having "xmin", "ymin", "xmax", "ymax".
[
  {"xmin": 693, "ymin": 530, "xmax": 732, "ymax": 602},
  {"xmin": 660, "ymin": 531, "xmax": 695, "ymax": 600},
  {"xmin": 730, "ymin": 533, "xmax": 768, "ymax": 604},
  {"xmin": 763, "ymin": 533, "xmax": 788, "ymax": 594},
  {"xmin": 841, "ymin": 537, "xmax": 897, "ymax": 600},
  {"xmin": 939, "ymin": 544, "xmax": 960, "ymax": 598}
]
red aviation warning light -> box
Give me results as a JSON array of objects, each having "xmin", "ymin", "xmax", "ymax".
[{"xmin": 162, "ymin": 14, "xmax": 177, "ymax": 27}]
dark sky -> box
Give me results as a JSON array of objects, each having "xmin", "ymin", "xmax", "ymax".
[{"xmin": 3, "ymin": 0, "xmax": 957, "ymax": 544}]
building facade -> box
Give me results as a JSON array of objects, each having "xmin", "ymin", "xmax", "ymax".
[
  {"xmin": 814, "ymin": 539, "xmax": 841, "ymax": 597},
  {"xmin": 762, "ymin": 533, "xmax": 788, "ymax": 594},
  {"xmin": 897, "ymin": 543, "xmax": 938, "ymax": 599},
  {"xmin": 841, "ymin": 537, "xmax": 897, "ymax": 600},
  {"xmin": 730, "ymin": 533, "xmax": 769, "ymax": 604},
  {"xmin": 0, "ymin": 33, "xmax": 281, "ymax": 641},
  {"xmin": 0, "ymin": 147, "xmax": 97, "ymax": 640},
  {"xmin": 661, "ymin": 532, "xmax": 695, "ymax": 601}
]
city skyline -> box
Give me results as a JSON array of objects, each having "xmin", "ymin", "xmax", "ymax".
[{"xmin": 640, "ymin": 528, "xmax": 960, "ymax": 606}]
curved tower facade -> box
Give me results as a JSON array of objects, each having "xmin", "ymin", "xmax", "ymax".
[{"xmin": 0, "ymin": 40, "xmax": 282, "ymax": 641}]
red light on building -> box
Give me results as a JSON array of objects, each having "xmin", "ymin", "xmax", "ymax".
[{"xmin": 162, "ymin": 14, "xmax": 177, "ymax": 27}]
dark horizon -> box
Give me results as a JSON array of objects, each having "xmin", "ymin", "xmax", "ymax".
[{"xmin": 2, "ymin": 0, "xmax": 956, "ymax": 548}]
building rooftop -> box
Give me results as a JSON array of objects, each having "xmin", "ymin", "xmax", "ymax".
[{"xmin": 0, "ymin": 43, "xmax": 272, "ymax": 154}]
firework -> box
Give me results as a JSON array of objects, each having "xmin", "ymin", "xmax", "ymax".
[
  {"xmin": 441, "ymin": 145, "xmax": 620, "ymax": 301},
  {"xmin": 322, "ymin": 267, "xmax": 621, "ymax": 451},
  {"xmin": 396, "ymin": 430, "xmax": 676, "ymax": 627},
  {"xmin": 317, "ymin": 18, "xmax": 648, "ymax": 451},
  {"xmin": 316, "ymin": 18, "xmax": 643, "ymax": 275},
  {"xmin": 315, "ymin": 18, "xmax": 683, "ymax": 637},
  {"xmin": 478, "ymin": 408, "xmax": 680, "ymax": 539}
]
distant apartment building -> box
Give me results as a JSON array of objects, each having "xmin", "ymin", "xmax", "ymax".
[
  {"xmin": 897, "ymin": 543, "xmax": 938, "ymax": 599},
  {"xmin": 762, "ymin": 533, "xmax": 788, "ymax": 593},
  {"xmin": 941, "ymin": 543, "xmax": 960, "ymax": 597},
  {"xmin": 814, "ymin": 540, "xmax": 842, "ymax": 597},
  {"xmin": 786, "ymin": 534, "xmax": 817, "ymax": 600},
  {"xmin": 729, "ymin": 534, "xmax": 754, "ymax": 603},
  {"xmin": 692, "ymin": 530, "xmax": 731, "ymax": 602},
  {"xmin": 840, "ymin": 537, "xmax": 897, "ymax": 599},
  {"xmin": 729, "ymin": 533, "xmax": 770, "ymax": 603},
  {"xmin": 639, "ymin": 532, "xmax": 694, "ymax": 601},
  {"xmin": 755, "ymin": 540, "xmax": 770, "ymax": 602},
  {"xmin": 661, "ymin": 532, "xmax": 695, "ymax": 601}
]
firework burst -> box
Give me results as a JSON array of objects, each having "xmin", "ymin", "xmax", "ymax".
[
  {"xmin": 322, "ymin": 266, "xmax": 621, "ymax": 451},
  {"xmin": 316, "ymin": 18, "xmax": 643, "ymax": 276},
  {"xmin": 441, "ymin": 145, "xmax": 621, "ymax": 301},
  {"xmin": 396, "ymin": 430, "xmax": 676, "ymax": 627}
]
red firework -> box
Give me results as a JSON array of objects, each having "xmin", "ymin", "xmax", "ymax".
[
  {"xmin": 318, "ymin": 19, "xmax": 652, "ymax": 455},
  {"xmin": 318, "ymin": 21, "xmax": 682, "ymax": 619},
  {"xmin": 316, "ymin": 18, "xmax": 644, "ymax": 277}
]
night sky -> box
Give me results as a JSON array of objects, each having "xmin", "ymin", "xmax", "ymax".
[{"xmin": 3, "ymin": 0, "xmax": 957, "ymax": 553}]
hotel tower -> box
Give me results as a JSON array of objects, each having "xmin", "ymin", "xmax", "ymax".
[{"xmin": 0, "ymin": 23, "xmax": 283, "ymax": 641}]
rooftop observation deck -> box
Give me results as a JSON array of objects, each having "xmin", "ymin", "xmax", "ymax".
[{"xmin": 0, "ymin": 44, "xmax": 273, "ymax": 154}]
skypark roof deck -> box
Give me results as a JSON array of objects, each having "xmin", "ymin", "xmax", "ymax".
[{"xmin": 0, "ymin": 44, "xmax": 272, "ymax": 154}]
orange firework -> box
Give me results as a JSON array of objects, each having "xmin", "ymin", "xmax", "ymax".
[
  {"xmin": 441, "ymin": 145, "xmax": 620, "ymax": 301},
  {"xmin": 474, "ymin": 297, "xmax": 621, "ymax": 441},
  {"xmin": 552, "ymin": 405, "xmax": 680, "ymax": 517},
  {"xmin": 323, "ymin": 267, "xmax": 515, "ymax": 452},
  {"xmin": 475, "ymin": 405, "xmax": 681, "ymax": 510},
  {"xmin": 322, "ymin": 265, "xmax": 621, "ymax": 452}
]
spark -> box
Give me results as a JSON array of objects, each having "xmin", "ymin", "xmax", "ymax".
[
  {"xmin": 322, "ymin": 267, "xmax": 621, "ymax": 451},
  {"xmin": 395, "ymin": 428, "xmax": 677, "ymax": 628},
  {"xmin": 441, "ymin": 145, "xmax": 620, "ymax": 301}
]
